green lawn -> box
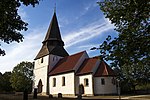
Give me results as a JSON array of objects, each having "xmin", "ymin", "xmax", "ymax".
[{"xmin": 0, "ymin": 93, "xmax": 150, "ymax": 100}]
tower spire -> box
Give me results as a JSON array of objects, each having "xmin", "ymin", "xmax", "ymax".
[{"xmin": 35, "ymin": 11, "xmax": 69, "ymax": 60}]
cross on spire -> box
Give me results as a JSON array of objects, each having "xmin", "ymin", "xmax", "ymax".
[{"xmin": 54, "ymin": 3, "xmax": 56, "ymax": 13}]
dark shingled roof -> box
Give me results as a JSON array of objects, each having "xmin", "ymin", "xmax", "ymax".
[
  {"xmin": 35, "ymin": 12, "xmax": 68, "ymax": 60},
  {"xmin": 43, "ymin": 12, "xmax": 64, "ymax": 44}
]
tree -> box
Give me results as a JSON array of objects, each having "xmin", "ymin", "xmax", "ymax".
[
  {"xmin": 97, "ymin": 0, "xmax": 150, "ymax": 91},
  {"xmin": 2, "ymin": 72, "xmax": 13, "ymax": 92},
  {"xmin": 0, "ymin": 72, "xmax": 3, "ymax": 92},
  {"xmin": 0, "ymin": 72, "xmax": 13, "ymax": 92},
  {"xmin": 10, "ymin": 61, "xmax": 34, "ymax": 92},
  {"xmin": 0, "ymin": 0, "xmax": 40, "ymax": 56}
]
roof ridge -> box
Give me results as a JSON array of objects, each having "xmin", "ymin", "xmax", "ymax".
[
  {"xmin": 103, "ymin": 61, "xmax": 109, "ymax": 75},
  {"xmin": 94, "ymin": 60, "xmax": 116, "ymax": 77},
  {"xmin": 69, "ymin": 50, "xmax": 86, "ymax": 57},
  {"xmin": 49, "ymin": 51, "xmax": 86, "ymax": 76}
]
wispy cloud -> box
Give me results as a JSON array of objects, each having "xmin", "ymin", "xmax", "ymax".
[
  {"xmin": 77, "ymin": 44, "xmax": 100, "ymax": 53},
  {"xmin": 18, "ymin": 7, "xmax": 29, "ymax": 22},
  {"xmin": 64, "ymin": 18, "xmax": 114, "ymax": 49},
  {"xmin": 0, "ymin": 27, "xmax": 46, "ymax": 73},
  {"xmin": 75, "ymin": 2, "xmax": 97, "ymax": 20}
]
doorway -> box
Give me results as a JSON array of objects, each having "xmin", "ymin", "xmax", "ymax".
[
  {"xmin": 79, "ymin": 84, "xmax": 84, "ymax": 95},
  {"xmin": 37, "ymin": 79, "xmax": 43, "ymax": 93}
]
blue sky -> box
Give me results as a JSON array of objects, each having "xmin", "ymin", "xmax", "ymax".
[{"xmin": 0, "ymin": 0, "xmax": 117, "ymax": 73}]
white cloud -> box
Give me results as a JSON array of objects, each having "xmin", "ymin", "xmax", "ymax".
[
  {"xmin": 75, "ymin": 2, "xmax": 96, "ymax": 20},
  {"xmin": 0, "ymin": 9, "xmax": 115, "ymax": 73},
  {"xmin": 64, "ymin": 18, "xmax": 114, "ymax": 49},
  {"xmin": 18, "ymin": 7, "xmax": 29, "ymax": 22},
  {"xmin": 0, "ymin": 27, "xmax": 46, "ymax": 73},
  {"xmin": 77, "ymin": 44, "xmax": 100, "ymax": 53}
]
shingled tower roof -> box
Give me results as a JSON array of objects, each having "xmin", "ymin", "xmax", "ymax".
[{"xmin": 35, "ymin": 12, "xmax": 69, "ymax": 60}]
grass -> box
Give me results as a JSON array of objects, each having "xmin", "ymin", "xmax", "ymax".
[{"xmin": 0, "ymin": 93, "xmax": 150, "ymax": 100}]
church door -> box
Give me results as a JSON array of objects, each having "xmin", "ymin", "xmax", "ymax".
[
  {"xmin": 79, "ymin": 84, "xmax": 84, "ymax": 95},
  {"xmin": 37, "ymin": 79, "xmax": 43, "ymax": 93}
]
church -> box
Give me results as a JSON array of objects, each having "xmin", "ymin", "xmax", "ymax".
[{"xmin": 33, "ymin": 12, "xmax": 117, "ymax": 96}]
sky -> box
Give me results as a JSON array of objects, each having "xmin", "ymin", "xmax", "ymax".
[{"xmin": 0, "ymin": 0, "xmax": 117, "ymax": 73}]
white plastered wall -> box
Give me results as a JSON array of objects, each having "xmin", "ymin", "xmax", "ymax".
[
  {"xmin": 33, "ymin": 55, "xmax": 49, "ymax": 93},
  {"xmin": 94, "ymin": 77, "xmax": 117, "ymax": 94},
  {"xmin": 49, "ymin": 54, "xmax": 63, "ymax": 71},
  {"xmin": 78, "ymin": 74, "xmax": 93, "ymax": 95},
  {"xmin": 49, "ymin": 72, "xmax": 75, "ymax": 95}
]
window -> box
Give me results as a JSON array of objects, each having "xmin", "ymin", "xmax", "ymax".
[
  {"xmin": 53, "ymin": 56, "xmax": 58, "ymax": 61},
  {"xmin": 53, "ymin": 56, "xmax": 55, "ymax": 61},
  {"xmin": 84, "ymin": 78, "xmax": 89, "ymax": 86},
  {"xmin": 62, "ymin": 77, "xmax": 65, "ymax": 86},
  {"xmin": 101, "ymin": 78, "xmax": 105, "ymax": 85},
  {"xmin": 41, "ymin": 58, "xmax": 43, "ymax": 63},
  {"xmin": 53, "ymin": 78, "xmax": 56, "ymax": 87}
]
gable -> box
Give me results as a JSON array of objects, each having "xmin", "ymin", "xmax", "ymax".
[
  {"xmin": 49, "ymin": 51, "xmax": 87, "ymax": 76},
  {"xmin": 76, "ymin": 58, "xmax": 99, "ymax": 75},
  {"xmin": 94, "ymin": 61, "xmax": 116, "ymax": 77}
]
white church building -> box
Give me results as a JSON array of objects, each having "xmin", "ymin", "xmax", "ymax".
[{"xmin": 33, "ymin": 12, "xmax": 117, "ymax": 96}]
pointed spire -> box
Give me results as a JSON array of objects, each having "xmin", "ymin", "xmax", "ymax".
[
  {"xmin": 35, "ymin": 12, "xmax": 69, "ymax": 60},
  {"xmin": 43, "ymin": 12, "xmax": 64, "ymax": 46}
]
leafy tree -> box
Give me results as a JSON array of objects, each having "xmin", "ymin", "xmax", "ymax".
[
  {"xmin": 97, "ymin": 0, "xmax": 150, "ymax": 91},
  {"xmin": 2, "ymin": 72, "xmax": 13, "ymax": 92},
  {"xmin": 0, "ymin": 0, "xmax": 40, "ymax": 56},
  {"xmin": 0, "ymin": 72, "xmax": 3, "ymax": 92},
  {"xmin": 10, "ymin": 61, "xmax": 34, "ymax": 92},
  {"xmin": 0, "ymin": 72, "xmax": 13, "ymax": 92}
]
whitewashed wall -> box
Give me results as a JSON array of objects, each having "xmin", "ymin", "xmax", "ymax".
[
  {"xmin": 49, "ymin": 72, "xmax": 75, "ymax": 95},
  {"xmin": 33, "ymin": 55, "xmax": 49, "ymax": 93},
  {"xmin": 92, "ymin": 60, "xmax": 100, "ymax": 74},
  {"xmin": 49, "ymin": 55, "xmax": 63, "ymax": 71},
  {"xmin": 94, "ymin": 77, "xmax": 117, "ymax": 94},
  {"xmin": 78, "ymin": 74, "xmax": 93, "ymax": 95}
]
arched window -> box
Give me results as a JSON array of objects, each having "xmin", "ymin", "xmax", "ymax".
[
  {"xmin": 84, "ymin": 78, "xmax": 89, "ymax": 86},
  {"xmin": 53, "ymin": 78, "xmax": 56, "ymax": 87},
  {"xmin": 101, "ymin": 78, "xmax": 105, "ymax": 85},
  {"xmin": 53, "ymin": 56, "xmax": 58, "ymax": 61},
  {"xmin": 62, "ymin": 76, "xmax": 65, "ymax": 86}
]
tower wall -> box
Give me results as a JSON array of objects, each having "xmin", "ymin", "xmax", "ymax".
[
  {"xmin": 33, "ymin": 55, "xmax": 49, "ymax": 94},
  {"xmin": 49, "ymin": 54, "xmax": 63, "ymax": 71},
  {"xmin": 33, "ymin": 12, "xmax": 68, "ymax": 95}
]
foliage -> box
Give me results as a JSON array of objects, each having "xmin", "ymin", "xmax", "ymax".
[
  {"xmin": 97, "ymin": 0, "xmax": 150, "ymax": 91},
  {"xmin": 0, "ymin": 0, "xmax": 40, "ymax": 56},
  {"xmin": 2, "ymin": 72, "xmax": 13, "ymax": 92},
  {"xmin": 10, "ymin": 61, "xmax": 34, "ymax": 92},
  {"xmin": 0, "ymin": 72, "xmax": 3, "ymax": 92},
  {"xmin": 0, "ymin": 72, "xmax": 13, "ymax": 92}
]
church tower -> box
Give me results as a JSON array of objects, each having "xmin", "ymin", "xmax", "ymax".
[{"xmin": 33, "ymin": 12, "xmax": 69, "ymax": 94}]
